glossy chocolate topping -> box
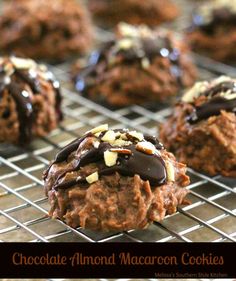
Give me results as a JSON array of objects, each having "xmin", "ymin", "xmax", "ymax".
[
  {"xmin": 0, "ymin": 57, "xmax": 62, "ymax": 144},
  {"xmin": 75, "ymin": 32, "xmax": 183, "ymax": 92},
  {"xmin": 186, "ymin": 79, "xmax": 236, "ymax": 123},
  {"xmin": 46, "ymin": 127, "xmax": 168, "ymax": 190}
]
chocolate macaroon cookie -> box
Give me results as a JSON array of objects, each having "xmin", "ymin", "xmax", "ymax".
[
  {"xmin": 73, "ymin": 23, "xmax": 197, "ymax": 107},
  {"xmin": 0, "ymin": 0, "xmax": 93, "ymax": 61},
  {"xmin": 159, "ymin": 76, "xmax": 236, "ymax": 177},
  {"xmin": 43, "ymin": 124, "xmax": 190, "ymax": 232},
  {"xmin": 0, "ymin": 56, "xmax": 62, "ymax": 145},
  {"xmin": 88, "ymin": 0, "xmax": 179, "ymax": 27},
  {"xmin": 187, "ymin": 0, "xmax": 236, "ymax": 62}
]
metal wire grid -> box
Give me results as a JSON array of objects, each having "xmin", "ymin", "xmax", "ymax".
[{"xmin": 0, "ymin": 54, "xmax": 235, "ymax": 243}]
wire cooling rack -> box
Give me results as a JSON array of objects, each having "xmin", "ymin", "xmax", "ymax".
[{"xmin": 0, "ymin": 54, "xmax": 235, "ymax": 243}]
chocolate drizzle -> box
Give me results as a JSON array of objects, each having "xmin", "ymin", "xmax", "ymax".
[
  {"xmin": 75, "ymin": 34, "xmax": 183, "ymax": 93},
  {"xmin": 54, "ymin": 133, "xmax": 91, "ymax": 163},
  {"xmin": 203, "ymin": 80, "xmax": 236, "ymax": 97},
  {"xmin": 0, "ymin": 57, "xmax": 62, "ymax": 144},
  {"xmin": 7, "ymin": 83, "xmax": 33, "ymax": 143},
  {"xmin": 99, "ymin": 144, "xmax": 166, "ymax": 186},
  {"xmin": 187, "ymin": 80, "xmax": 236, "ymax": 124},
  {"xmin": 46, "ymin": 129, "xmax": 167, "ymax": 190}
]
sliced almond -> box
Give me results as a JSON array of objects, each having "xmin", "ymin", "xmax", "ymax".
[
  {"xmin": 4, "ymin": 62, "xmax": 14, "ymax": 76},
  {"xmin": 110, "ymin": 148, "xmax": 132, "ymax": 154},
  {"xmin": 11, "ymin": 57, "xmax": 36, "ymax": 69},
  {"xmin": 117, "ymin": 22, "xmax": 153, "ymax": 39},
  {"xmin": 93, "ymin": 140, "xmax": 100, "ymax": 148},
  {"xmin": 38, "ymin": 64, "xmax": 47, "ymax": 72},
  {"xmin": 182, "ymin": 81, "xmax": 208, "ymax": 103},
  {"xmin": 101, "ymin": 130, "xmax": 116, "ymax": 143},
  {"xmin": 141, "ymin": 57, "xmax": 150, "ymax": 69},
  {"xmin": 224, "ymin": 92, "xmax": 236, "ymax": 100},
  {"xmin": 94, "ymin": 132, "xmax": 101, "ymax": 137},
  {"xmin": 128, "ymin": 131, "xmax": 144, "ymax": 141},
  {"xmin": 118, "ymin": 38, "xmax": 133, "ymax": 50},
  {"xmin": 112, "ymin": 139, "xmax": 132, "ymax": 147},
  {"xmin": 165, "ymin": 161, "xmax": 175, "ymax": 182},
  {"xmin": 213, "ymin": 75, "xmax": 232, "ymax": 85},
  {"xmin": 136, "ymin": 141, "xmax": 155, "ymax": 155},
  {"xmin": 104, "ymin": 151, "xmax": 118, "ymax": 167},
  {"xmin": 86, "ymin": 172, "xmax": 99, "ymax": 184},
  {"xmin": 118, "ymin": 22, "xmax": 138, "ymax": 37},
  {"xmin": 120, "ymin": 133, "xmax": 128, "ymax": 140},
  {"xmin": 89, "ymin": 124, "xmax": 108, "ymax": 134}
]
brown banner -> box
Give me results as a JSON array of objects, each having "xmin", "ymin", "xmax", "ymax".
[{"xmin": 0, "ymin": 242, "xmax": 234, "ymax": 278}]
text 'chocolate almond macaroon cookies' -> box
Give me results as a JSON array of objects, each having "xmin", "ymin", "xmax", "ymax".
[
  {"xmin": 43, "ymin": 124, "xmax": 190, "ymax": 232},
  {"xmin": 73, "ymin": 23, "xmax": 197, "ymax": 107},
  {"xmin": 88, "ymin": 0, "xmax": 179, "ymax": 27},
  {"xmin": 0, "ymin": 57, "xmax": 62, "ymax": 145},
  {"xmin": 0, "ymin": 0, "xmax": 93, "ymax": 61},
  {"xmin": 187, "ymin": 0, "xmax": 236, "ymax": 62},
  {"xmin": 159, "ymin": 76, "xmax": 236, "ymax": 177}
]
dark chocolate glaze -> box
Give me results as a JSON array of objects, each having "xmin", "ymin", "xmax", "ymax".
[
  {"xmin": 99, "ymin": 144, "xmax": 166, "ymax": 186},
  {"xmin": 187, "ymin": 80, "xmax": 236, "ymax": 124},
  {"xmin": 187, "ymin": 96, "xmax": 236, "ymax": 124},
  {"xmin": 191, "ymin": 7, "xmax": 236, "ymax": 34},
  {"xmin": 203, "ymin": 81, "xmax": 236, "ymax": 97},
  {"xmin": 7, "ymin": 83, "xmax": 33, "ymax": 144},
  {"xmin": 75, "ymin": 35, "xmax": 183, "ymax": 93},
  {"xmin": 44, "ymin": 70, "xmax": 63, "ymax": 122},
  {"xmin": 54, "ymin": 178, "xmax": 85, "ymax": 190},
  {"xmin": 0, "ymin": 58, "xmax": 62, "ymax": 144},
  {"xmin": 15, "ymin": 69, "xmax": 41, "ymax": 93},
  {"xmin": 54, "ymin": 132, "xmax": 92, "ymax": 163},
  {"xmin": 46, "ymin": 130, "xmax": 167, "ymax": 190}
]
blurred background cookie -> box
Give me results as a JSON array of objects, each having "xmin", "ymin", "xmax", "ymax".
[
  {"xmin": 187, "ymin": 0, "xmax": 236, "ymax": 62},
  {"xmin": 0, "ymin": 0, "xmax": 93, "ymax": 61},
  {"xmin": 0, "ymin": 56, "xmax": 62, "ymax": 145},
  {"xmin": 73, "ymin": 23, "xmax": 197, "ymax": 107},
  {"xmin": 159, "ymin": 76, "xmax": 236, "ymax": 177},
  {"xmin": 88, "ymin": 0, "xmax": 179, "ymax": 27}
]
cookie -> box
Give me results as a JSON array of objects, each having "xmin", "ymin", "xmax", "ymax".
[
  {"xmin": 0, "ymin": 0, "xmax": 93, "ymax": 61},
  {"xmin": 73, "ymin": 23, "xmax": 197, "ymax": 107},
  {"xmin": 88, "ymin": 0, "xmax": 178, "ymax": 27},
  {"xmin": 159, "ymin": 76, "xmax": 236, "ymax": 177},
  {"xmin": 43, "ymin": 124, "xmax": 190, "ymax": 232},
  {"xmin": 0, "ymin": 56, "xmax": 62, "ymax": 145},
  {"xmin": 187, "ymin": 0, "xmax": 236, "ymax": 62}
]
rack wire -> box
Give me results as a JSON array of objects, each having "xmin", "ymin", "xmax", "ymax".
[{"xmin": 0, "ymin": 54, "xmax": 235, "ymax": 243}]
